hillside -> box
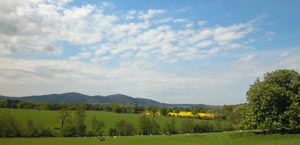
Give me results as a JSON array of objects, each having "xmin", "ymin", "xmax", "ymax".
[{"xmin": 0, "ymin": 92, "xmax": 213, "ymax": 108}]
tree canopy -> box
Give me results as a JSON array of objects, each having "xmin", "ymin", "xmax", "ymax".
[{"xmin": 241, "ymin": 69, "xmax": 300, "ymax": 132}]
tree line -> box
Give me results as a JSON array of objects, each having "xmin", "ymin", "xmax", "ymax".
[
  {"xmin": 0, "ymin": 100, "xmax": 147, "ymax": 114},
  {"xmin": 0, "ymin": 99, "xmax": 241, "ymax": 121}
]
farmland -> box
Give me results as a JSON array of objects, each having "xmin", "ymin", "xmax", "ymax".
[
  {"xmin": 0, "ymin": 132, "xmax": 299, "ymax": 145},
  {"xmin": 0, "ymin": 108, "xmax": 229, "ymax": 135},
  {"xmin": 1, "ymin": 108, "xmax": 299, "ymax": 145}
]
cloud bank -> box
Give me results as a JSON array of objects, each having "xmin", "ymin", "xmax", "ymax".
[{"xmin": 0, "ymin": 0, "xmax": 299, "ymax": 104}]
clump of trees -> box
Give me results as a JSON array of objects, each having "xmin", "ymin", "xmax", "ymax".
[
  {"xmin": 164, "ymin": 118, "xmax": 177, "ymax": 135},
  {"xmin": 0, "ymin": 112, "xmax": 53, "ymax": 137},
  {"xmin": 0, "ymin": 106, "xmax": 107, "ymax": 137},
  {"xmin": 59, "ymin": 105, "xmax": 106, "ymax": 137},
  {"xmin": 89, "ymin": 116, "xmax": 105, "ymax": 136},
  {"xmin": 115, "ymin": 119, "xmax": 136, "ymax": 136},
  {"xmin": 240, "ymin": 69, "xmax": 300, "ymax": 133},
  {"xmin": 181, "ymin": 119, "xmax": 195, "ymax": 133},
  {"xmin": 0, "ymin": 112, "xmax": 22, "ymax": 137},
  {"xmin": 138, "ymin": 115, "xmax": 160, "ymax": 135},
  {"xmin": 60, "ymin": 106, "xmax": 86, "ymax": 137}
]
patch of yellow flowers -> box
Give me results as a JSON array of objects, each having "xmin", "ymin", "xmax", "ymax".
[{"xmin": 168, "ymin": 111, "xmax": 215, "ymax": 118}]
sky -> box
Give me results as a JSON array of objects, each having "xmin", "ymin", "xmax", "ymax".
[{"xmin": 0, "ymin": 0, "xmax": 300, "ymax": 105}]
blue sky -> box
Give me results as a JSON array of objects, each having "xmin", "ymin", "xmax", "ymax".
[{"xmin": 0, "ymin": 0, "xmax": 299, "ymax": 105}]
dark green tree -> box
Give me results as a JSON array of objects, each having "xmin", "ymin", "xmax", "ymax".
[
  {"xmin": 138, "ymin": 115, "xmax": 149, "ymax": 135},
  {"xmin": 0, "ymin": 112, "xmax": 21, "ymax": 137},
  {"xmin": 25, "ymin": 119, "xmax": 38, "ymax": 137},
  {"xmin": 149, "ymin": 118, "xmax": 160, "ymax": 135},
  {"xmin": 159, "ymin": 107, "xmax": 169, "ymax": 116},
  {"xmin": 61, "ymin": 118, "xmax": 77, "ymax": 137},
  {"xmin": 109, "ymin": 128, "xmax": 117, "ymax": 136},
  {"xmin": 164, "ymin": 118, "xmax": 177, "ymax": 135},
  {"xmin": 58, "ymin": 107, "xmax": 70, "ymax": 130},
  {"xmin": 91, "ymin": 116, "xmax": 105, "ymax": 136},
  {"xmin": 181, "ymin": 119, "xmax": 195, "ymax": 133},
  {"xmin": 74, "ymin": 106, "xmax": 86, "ymax": 136},
  {"xmin": 138, "ymin": 115, "xmax": 160, "ymax": 135},
  {"xmin": 115, "ymin": 119, "xmax": 135, "ymax": 136},
  {"xmin": 241, "ymin": 69, "xmax": 300, "ymax": 132}
]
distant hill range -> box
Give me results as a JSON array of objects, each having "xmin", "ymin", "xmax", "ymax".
[{"xmin": 0, "ymin": 92, "xmax": 214, "ymax": 108}]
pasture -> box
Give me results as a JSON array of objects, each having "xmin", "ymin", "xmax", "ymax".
[
  {"xmin": 0, "ymin": 108, "xmax": 229, "ymax": 135},
  {"xmin": 0, "ymin": 132, "xmax": 299, "ymax": 145}
]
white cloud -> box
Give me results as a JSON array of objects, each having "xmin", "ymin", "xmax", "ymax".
[
  {"xmin": 69, "ymin": 51, "xmax": 91, "ymax": 60},
  {"xmin": 0, "ymin": 57, "xmax": 244, "ymax": 103},
  {"xmin": 173, "ymin": 18, "xmax": 189, "ymax": 23},
  {"xmin": 185, "ymin": 22, "xmax": 193, "ymax": 28},
  {"xmin": 0, "ymin": 0, "xmax": 258, "ymax": 63},
  {"xmin": 92, "ymin": 16, "xmax": 256, "ymax": 62},
  {"xmin": 120, "ymin": 52, "xmax": 132, "ymax": 59},
  {"xmin": 213, "ymin": 23, "xmax": 253, "ymax": 43},
  {"xmin": 100, "ymin": 2, "xmax": 114, "ymax": 8},
  {"xmin": 92, "ymin": 55, "xmax": 113, "ymax": 62},
  {"xmin": 278, "ymin": 50, "xmax": 300, "ymax": 68},
  {"xmin": 198, "ymin": 20, "xmax": 208, "ymax": 26},
  {"xmin": 155, "ymin": 18, "xmax": 173, "ymax": 24},
  {"xmin": 187, "ymin": 29, "xmax": 214, "ymax": 43},
  {"xmin": 0, "ymin": 1, "xmax": 272, "ymax": 104},
  {"xmin": 0, "ymin": 0, "xmax": 117, "ymax": 55},
  {"xmin": 1, "ymin": 48, "xmax": 299, "ymax": 104},
  {"xmin": 279, "ymin": 51, "xmax": 289, "ymax": 57},
  {"xmin": 138, "ymin": 9, "xmax": 166, "ymax": 20},
  {"xmin": 125, "ymin": 9, "xmax": 136, "ymax": 19},
  {"xmin": 128, "ymin": 9, "xmax": 136, "ymax": 15},
  {"xmin": 238, "ymin": 54, "xmax": 255, "ymax": 62},
  {"xmin": 195, "ymin": 40, "xmax": 213, "ymax": 48}
]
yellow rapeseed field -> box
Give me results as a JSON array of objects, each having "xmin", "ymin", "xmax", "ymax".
[{"xmin": 168, "ymin": 111, "xmax": 215, "ymax": 118}]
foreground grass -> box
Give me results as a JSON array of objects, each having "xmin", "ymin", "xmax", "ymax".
[
  {"xmin": 0, "ymin": 108, "xmax": 229, "ymax": 134},
  {"xmin": 0, "ymin": 132, "xmax": 299, "ymax": 145}
]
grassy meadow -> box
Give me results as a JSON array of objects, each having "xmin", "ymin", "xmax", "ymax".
[
  {"xmin": 0, "ymin": 132, "xmax": 299, "ymax": 145},
  {"xmin": 0, "ymin": 108, "xmax": 228, "ymax": 135},
  {"xmin": 1, "ymin": 108, "xmax": 299, "ymax": 145}
]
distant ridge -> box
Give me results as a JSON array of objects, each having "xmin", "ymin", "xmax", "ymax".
[{"xmin": 0, "ymin": 92, "xmax": 214, "ymax": 108}]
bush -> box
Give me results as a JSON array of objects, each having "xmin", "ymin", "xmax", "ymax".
[
  {"xmin": 61, "ymin": 119, "xmax": 78, "ymax": 137},
  {"xmin": 91, "ymin": 116, "xmax": 105, "ymax": 136},
  {"xmin": 0, "ymin": 112, "xmax": 22, "ymax": 137},
  {"xmin": 138, "ymin": 115, "xmax": 160, "ymax": 135},
  {"xmin": 163, "ymin": 119, "xmax": 177, "ymax": 135},
  {"xmin": 98, "ymin": 136, "xmax": 105, "ymax": 141},
  {"xmin": 115, "ymin": 119, "xmax": 135, "ymax": 136},
  {"xmin": 181, "ymin": 119, "xmax": 195, "ymax": 133},
  {"xmin": 109, "ymin": 128, "xmax": 117, "ymax": 136}
]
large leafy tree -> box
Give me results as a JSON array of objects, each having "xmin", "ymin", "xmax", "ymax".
[{"xmin": 241, "ymin": 69, "xmax": 300, "ymax": 131}]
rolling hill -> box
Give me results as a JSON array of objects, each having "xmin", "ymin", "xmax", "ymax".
[{"xmin": 0, "ymin": 92, "xmax": 213, "ymax": 108}]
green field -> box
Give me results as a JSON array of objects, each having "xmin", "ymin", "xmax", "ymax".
[
  {"xmin": 2, "ymin": 108, "xmax": 299, "ymax": 145},
  {"xmin": 0, "ymin": 132, "xmax": 299, "ymax": 145},
  {"xmin": 0, "ymin": 108, "xmax": 228, "ymax": 135}
]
